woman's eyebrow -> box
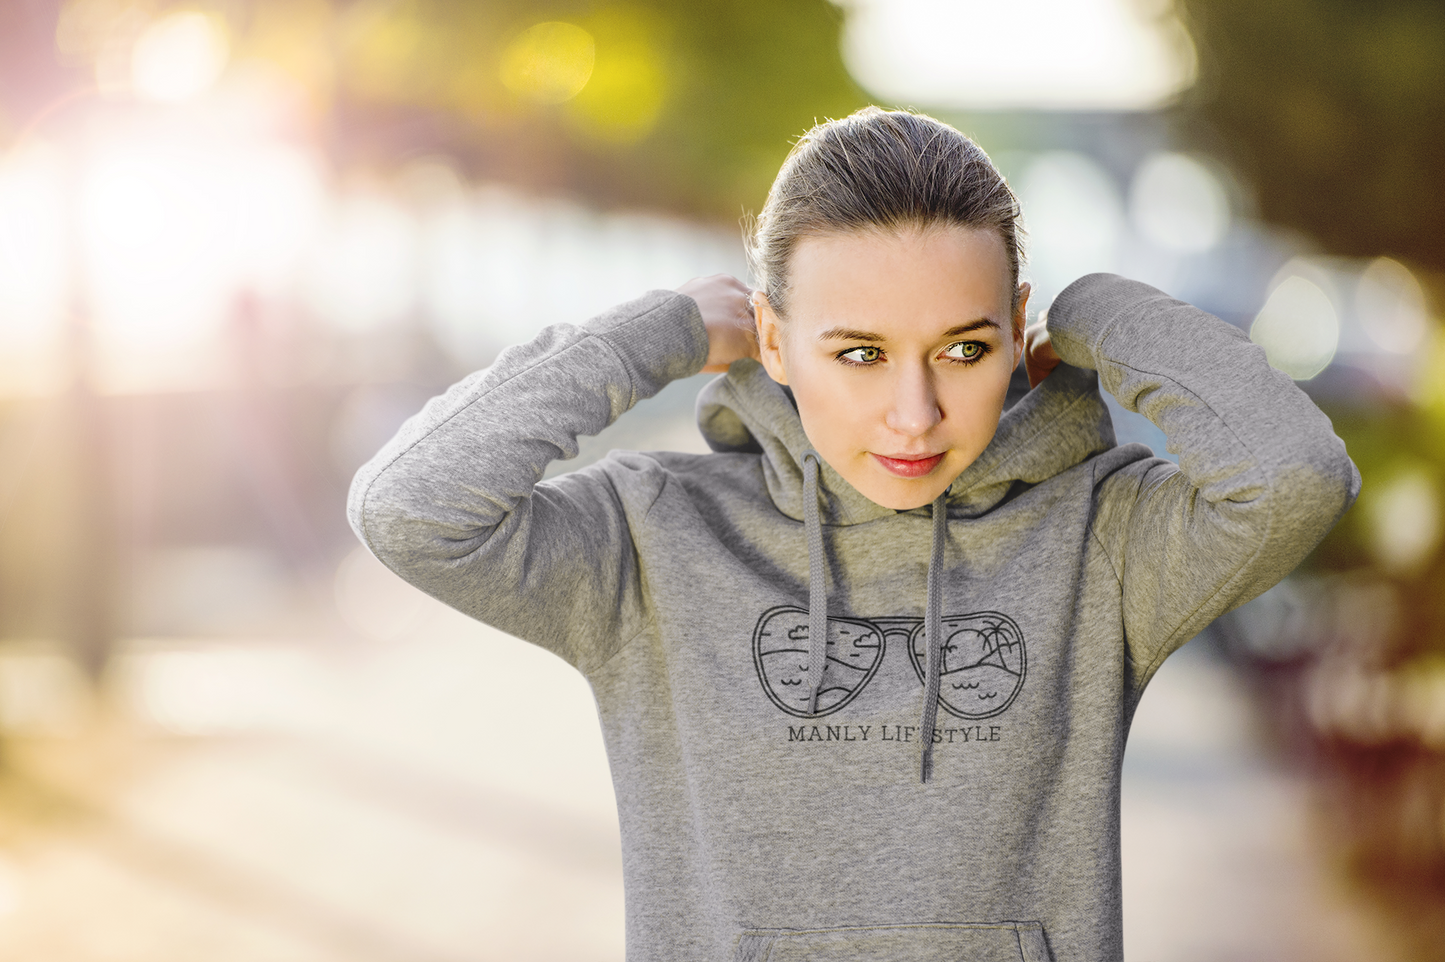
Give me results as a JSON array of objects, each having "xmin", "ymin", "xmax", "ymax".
[
  {"xmin": 816, "ymin": 318, "xmax": 1001, "ymax": 342},
  {"xmin": 817, "ymin": 326, "xmax": 886, "ymax": 342},
  {"xmin": 942, "ymin": 318, "xmax": 1001, "ymax": 337}
]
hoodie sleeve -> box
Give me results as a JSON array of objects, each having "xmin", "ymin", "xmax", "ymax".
[
  {"xmin": 347, "ymin": 290, "xmax": 709, "ymax": 670},
  {"xmin": 1046, "ymin": 273, "xmax": 1359, "ymax": 690}
]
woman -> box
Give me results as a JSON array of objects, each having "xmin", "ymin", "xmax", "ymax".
[{"xmin": 349, "ymin": 108, "xmax": 1357, "ymax": 961}]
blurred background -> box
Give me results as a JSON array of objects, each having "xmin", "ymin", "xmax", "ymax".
[{"xmin": 0, "ymin": 0, "xmax": 1441, "ymax": 959}]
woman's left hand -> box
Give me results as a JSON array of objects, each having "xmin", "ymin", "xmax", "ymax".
[{"xmin": 1024, "ymin": 312, "xmax": 1062, "ymax": 389}]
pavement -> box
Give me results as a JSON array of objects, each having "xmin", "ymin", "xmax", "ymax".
[
  {"xmin": 1121, "ymin": 640, "xmax": 1397, "ymax": 962},
  {"xmin": 0, "ymin": 603, "xmax": 627, "ymax": 962}
]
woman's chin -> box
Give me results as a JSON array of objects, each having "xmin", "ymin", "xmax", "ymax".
[
  {"xmin": 851, "ymin": 471, "xmax": 956, "ymax": 511},
  {"xmin": 815, "ymin": 450, "xmax": 968, "ymax": 510}
]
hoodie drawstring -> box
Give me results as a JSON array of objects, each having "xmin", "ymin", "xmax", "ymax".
[
  {"xmin": 802, "ymin": 453, "xmax": 828, "ymax": 715},
  {"xmin": 802, "ymin": 454, "xmax": 948, "ymax": 783},
  {"xmin": 920, "ymin": 491, "xmax": 947, "ymax": 783}
]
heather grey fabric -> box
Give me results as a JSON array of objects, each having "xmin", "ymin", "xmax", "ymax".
[{"xmin": 348, "ymin": 273, "xmax": 1359, "ymax": 962}]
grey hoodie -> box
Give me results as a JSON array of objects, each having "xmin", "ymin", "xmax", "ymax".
[{"xmin": 349, "ymin": 273, "xmax": 1358, "ymax": 961}]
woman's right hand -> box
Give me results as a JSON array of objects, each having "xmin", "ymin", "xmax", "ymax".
[
  {"xmin": 676, "ymin": 274, "xmax": 758, "ymax": 372},
  {"xmin": 1024, "ymin": 310, "xmax": 1062, "ymax": 389}
]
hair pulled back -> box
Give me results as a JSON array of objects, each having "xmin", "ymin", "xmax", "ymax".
[{"xmin": 746, "ymin": 107, "xmax": 1024, "ymax": 317}]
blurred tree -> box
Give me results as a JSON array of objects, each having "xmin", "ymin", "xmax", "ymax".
[
  {"xmin": 235, "ymin": 0, "xmax": 868, "ymax": 219},
  {"xmin": 1180, "ymin": 6, "xmax": 1445, "ymax": 948},
  {"xmin": 1177, "ymin": 0, "xmax": 1445, "ymax": 270}
]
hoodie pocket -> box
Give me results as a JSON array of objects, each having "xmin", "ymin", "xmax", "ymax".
[{"xmin": 733, "ymin": 921, "xmax": 1053, "ymax": 962}]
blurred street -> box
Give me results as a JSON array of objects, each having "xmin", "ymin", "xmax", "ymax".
[
  {"xmin": 1123, "ymin": 641, "xmax": 1397, "ymax": 962},
  {"xmin": 0, "ymin": 610, "xmax": 628, "ymax": 962}
]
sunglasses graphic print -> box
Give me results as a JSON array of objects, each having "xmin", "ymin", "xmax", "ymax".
[
  {"xmin": 752, "ymin": 607, "xmax": 1026, "ymax": 719},
  {"xmin": 905, "ymin": 611, "xmax": 1027, "ymax": 718},
  {"xmin": 751, "ymin": 607, "xmax": 885, "ymax": 717}
]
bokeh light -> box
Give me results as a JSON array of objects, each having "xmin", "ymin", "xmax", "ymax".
[
  {"xmin": 79, "ymin": 139, "xmax": 236, "ymax": 390},
  {"xmin": 225, "ymin": 144, "xmax": 327, "ymax": 294},
  {"xmin": 500, "ymin": 21, "xmax": 596, "ymax": 105},
  {"xmin": 116, "ymin": 645, "xmax": 316, "ymax": 735},
  {"xmin": 0, "ymin": 142, "xmax": 68, "ymax": 394},
  {"xmin": 564, "ymin": 14, "xmax": 666, "ymax": 144},
  {"xmin": 1128, "ymin": 151, "xmax": 1230, "ymax": 253},
  {"xmin": 1365, "ymin": 469, "xmax": 1442, "ymax": 575},
  {"xmin": 130, "ymin": 10, "xmax": 231, "ymax": 103},
  {"xmin": 1017, "ymin": 151, "xmax": 1124, "ymax": 304},
  {"xmin": 842, "ymin": 0, "xmax": 1197, "ymax": 110},
  {"xmin": 1249, "ymin": 266, "xmax": 1340, "ymax": 380},
  {"xmin": 1355, "ymin": 256, "xmax": 1429, "ymax": 355}
]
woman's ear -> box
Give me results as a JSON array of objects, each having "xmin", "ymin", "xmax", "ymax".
[
  {"xmin": 1012, "ymin": 282, "xmax": 1031, "ymax": 361},
  {"xmin": 755, "ymin": 293, "xmax": 790, "ymax": 385}
]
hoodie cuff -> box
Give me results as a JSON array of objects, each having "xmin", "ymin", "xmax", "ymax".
[
  {"xmin": 1045, "ymin": 273, "xmax": 1172, "ymax": 371},
  {"xmin": 588, "ymin": 289, "xmax": 710, "ymax": 402}
]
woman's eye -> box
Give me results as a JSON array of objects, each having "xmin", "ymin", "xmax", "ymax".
[
  {"xmin": 943, "ymin": 341, "xmax": 985, "ymax": 361},
  {"xmin": 839, "ymin": 345, "xmax": 882, "ymax": 364}
]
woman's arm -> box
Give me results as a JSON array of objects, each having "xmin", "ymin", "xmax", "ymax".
[
  {"xmin": 348, "ymin": 276, "xmax": 755, "ymax": 669},
  {"xmin": 1045, "ymin": 273, "xmax": 1360, "ymax": 691},
  {"xmin": 348, "ymin": 279, "xmax": 756, "ymax": 670}
]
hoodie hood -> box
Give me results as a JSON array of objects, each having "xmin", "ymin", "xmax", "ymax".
[{"xmin": 696, "ymin": 357, "xmax": 1117, "ymax": 521}]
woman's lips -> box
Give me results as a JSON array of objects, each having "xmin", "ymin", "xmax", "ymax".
[{"xmin": 870, "ymin": 452, "xmax": 945, "ymax": 478}]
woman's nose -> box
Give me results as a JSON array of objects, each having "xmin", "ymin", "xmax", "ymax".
[{"xmin": 884, "ymin": 366, "xmax": 942, "ymax": 437}]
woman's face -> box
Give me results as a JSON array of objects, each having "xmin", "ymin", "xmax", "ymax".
[{"xmin": 757, "ymin": 226, "xmax": 1028, "ymax": 511}]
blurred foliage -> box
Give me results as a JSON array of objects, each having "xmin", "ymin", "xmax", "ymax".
[
  {"xmin": 1295, "ymin": 354, "xmax": 1445, "ymax": 686},
  {"xmin": 233, "ymin": 0, "xmax": 868, "ymax": 219},
  {"xmin": 9, "ymin": 0, "xmax": 867, "ymax": 217},
  {"xmin": 1185, "ymin": 0, "xmax": 1445, "ymax": 924},
  {"xmin": 1177, "ymin": 0, "xmax": 1445, "ymax": 270},
  {"xmin": 1180, "ymin": 8, "xmax": 1445, "ymax": 919},
  {"xmin": 1176, "ymin": 0, "xmax": 1445, "ymax": 602}
]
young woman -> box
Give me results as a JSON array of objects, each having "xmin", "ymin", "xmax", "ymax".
[{"xmin": 349, "ymin": 108, "xmax": 1357, "ymax": 961}]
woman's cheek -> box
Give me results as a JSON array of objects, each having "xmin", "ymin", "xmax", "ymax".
[{"xmin": 799, "ymin": 370, "xmax": 867, "ymax": 457}]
